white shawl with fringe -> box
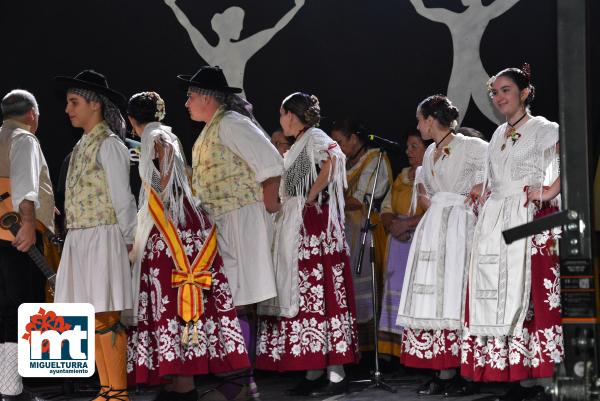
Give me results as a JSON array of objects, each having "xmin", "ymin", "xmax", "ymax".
[
  {"xmin": 124, "ymin": 122, "xmax": 206, "ymax": 326},
  {"xmin": 257, "ymin": 127, "xmax": 347, "ymax": 318}
]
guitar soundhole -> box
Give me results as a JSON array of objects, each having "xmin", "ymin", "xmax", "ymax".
[{"xmin": 0, "ymin": 212, "xmax": 19, "ymax": 230}]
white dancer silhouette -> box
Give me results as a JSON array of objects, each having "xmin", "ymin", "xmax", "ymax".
[
  {"xmin": 410, "ymin": 0, "xmax": 520, "ymax": 124},
  {"xmin": 164, "ymin": 0, "xmax": 305, "ymax": 97}
]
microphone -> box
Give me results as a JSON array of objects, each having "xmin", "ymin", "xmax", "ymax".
[{"xmin": 367, "ymin": 134, "xmax": 402, "ymax": 150}]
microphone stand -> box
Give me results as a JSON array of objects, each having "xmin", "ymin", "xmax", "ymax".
[{"xmin": 350, "ymin": 147, "xmax": 399, "ymax": 393}]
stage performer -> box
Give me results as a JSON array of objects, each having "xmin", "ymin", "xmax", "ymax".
[
  {"xmin": 462, "ymin": 65, "xmax": 563, "ymax": 401},
  {"xmin": 178, "ymin": 66, "xmax": 282, "ymax": 401},
  {"xmin": 124, "ymin": 91, "xmax": 250, "ymax": 401},
  {"xmin": 0, "ymin": 90, "xmax": 55, "ymax": 401},
  {"xmin": 395, "ymin": 95, "xmax": 487, "ymax": 395},
  {"xmin": 256, "ymin": 92, "xmax": 359, "ymax": 398},
  {"xmin": 378, "ymin": 131, "xmax": 428, "ymax": 358},
  {"xmin": 54, "ymin": 70, "xmax": 137, "ymax": 401},
  {"xmin": 330, "ymin": 119, "xmax": 392, "ymax": 351}
]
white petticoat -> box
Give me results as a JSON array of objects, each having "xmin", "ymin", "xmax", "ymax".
[
  {"xmin": 214, "ymin": 202, "xmax": 277, "ymax": 306},
  {"xmin": 55, "ymin": 224, "xmax": 133, "ymax": 313}
]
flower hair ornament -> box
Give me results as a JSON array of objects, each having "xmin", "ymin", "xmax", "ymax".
[
  {"xmin": 134, "ymin": 91, "xmax": 166, "ymax": 121},
  {"xmin": 521, "ymin": 62, "xmax": 531, "ymax": 81},
  {"xmin": 145, "ymin": 91, "xmax": 166, "ymax": 121},
  {"xmin": 155, "ymin": 98, "xmax": 166, "ymax": 121}
]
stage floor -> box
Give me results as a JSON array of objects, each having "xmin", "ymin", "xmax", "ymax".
[{"xmin": 22, "ymin": 366, "xmax": 507, "ymax": 401}]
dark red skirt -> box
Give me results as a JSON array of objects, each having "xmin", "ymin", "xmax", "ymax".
[
  {"xmin": 400, "ymin": 328, "xmax": 461, "ymax": 370},
  {"xmin": 127, "ymin": 205, "xmax": 250, "ymax": 385},
  {"xmin": 255, "ymin": 203, "xmax": 360, "ymax": 371},
  {"xmin": 460, "ymin": 206, "xmax": 564, "ymax": 382}
]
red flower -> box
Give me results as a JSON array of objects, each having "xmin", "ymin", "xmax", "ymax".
[{"xmin": 22, "ymin": 308, "xmax": 72, "ymax": 353}]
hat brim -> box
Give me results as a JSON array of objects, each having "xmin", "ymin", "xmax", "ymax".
[
  {"xmin": 176, "ymin": 74, "xmax": 243, "ymax": 94},
  {"xmin": 54, "ymin": 76, "xmax": 127, "ymax": 109}
]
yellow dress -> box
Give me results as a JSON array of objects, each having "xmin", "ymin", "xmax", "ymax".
[
  {"xmin": 344, "ymin": 149, "xmax": 392, "ymax": 350},
  {"xmin": 377, "ymin": 167, "xmax": 424, "ymax": 357}
]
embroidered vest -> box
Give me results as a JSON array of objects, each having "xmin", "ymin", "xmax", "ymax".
[
  {"xmin": 192, "ymin": 108, "xmax": 262, "ymax": 218},
  {"xmin": 65, "ymin": 121, "xmax": 118, "ymax": 229},
  {"xmin": 0, "ymin": 120, "xmax": 55, "ymax": 233}
]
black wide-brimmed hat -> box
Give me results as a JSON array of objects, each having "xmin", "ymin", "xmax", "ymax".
[
  {"xmin": 54, "ymin": 69, "xmax": 127, "ymax": 108},
  {"xmin": 177, "ymin": 66, "xmax": 242, "ymax": 94}
]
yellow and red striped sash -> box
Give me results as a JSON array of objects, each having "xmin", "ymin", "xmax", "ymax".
[{"xmin": 147, "ymin": 187, "xmax": 217, "ymax": 325}]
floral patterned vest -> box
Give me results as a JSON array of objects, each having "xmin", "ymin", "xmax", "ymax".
[
  {"xmin": 192, "ymin": 107, "xmax": 262, "ymax": 217},
  {"xmin": 65, "ymin": 121, "xmax": 118, "ymax": 229}
]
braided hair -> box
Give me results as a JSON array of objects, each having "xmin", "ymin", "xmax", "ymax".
[{"xmin": 281, "ymin": 92, "xmax": 321, "ymax": 127}]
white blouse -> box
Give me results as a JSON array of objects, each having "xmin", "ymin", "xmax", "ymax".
[
  {"xmin": 96, "ymin": 136, "xmax": 138, "ymax": 244},
  {"xmin": 218, "ymin": 112, "xmax": 283, "ymax": 183}
]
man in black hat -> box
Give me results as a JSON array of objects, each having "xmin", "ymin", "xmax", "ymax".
[
  {"xmin": 0, "ymin": 89, "xmax": 54, "ymax": 401},
  {"xmin": 178, "ymin": 65, "xmax": 282, "ymax": 400},
  {"xmin": 53, "ymin": 70, "xmax": 136, "ymax": 401}
]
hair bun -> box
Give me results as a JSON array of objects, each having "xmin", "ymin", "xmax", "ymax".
[
  {"xmin": 448, "ymin": 104, "xmax": 459, "ymax": 121},
  {"xmin": 128, "ymin": 91, "xmax": 166, "ymax": 123},
  {"xmin": 304, "ymin": 104, "xmax": 321, "ymax": 126},
  {"xmin": 282, "ymin": 92, "xmax": 322, "ymax": 127},
  {"xmin": 521, "ymin": 62, "xmax": 531, "ymax": 81},
  {"xmin": 417, "ymin": 94, "xmax": 460, "ymax": 129}
]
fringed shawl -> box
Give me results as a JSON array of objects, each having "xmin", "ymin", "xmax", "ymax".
[
  {"xmin": 138, "ymin": 122, "xmax": 199, "ymax": 227},
  {"xmin": 257, "ymin": 127, "xmax": 347, "ymax": 318},
  {"xmin": 282, "ymin": 127, "xmax": 347, "ymax": 241},
  {"xmin": 125, "ymin": 122, "xmax": 206, "ymax": 326}
]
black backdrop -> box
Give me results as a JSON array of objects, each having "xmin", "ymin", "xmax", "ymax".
[{"xmin": 1, "ymin": 0, "xmax": 596, "ymax": 183}]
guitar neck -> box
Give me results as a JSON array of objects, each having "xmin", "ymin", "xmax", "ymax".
[{"xmin": 7, "ymin": 223, "xmax": 56, "ymax": 281}]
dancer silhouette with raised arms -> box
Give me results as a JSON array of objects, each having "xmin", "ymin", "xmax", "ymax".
[
  {"xmin": 165, "ymin": 0, "xmax": 305, "ymax": 97},
  {"xmin": 410, "ymin": 0, "xmax": 520, "ymax": 124}
]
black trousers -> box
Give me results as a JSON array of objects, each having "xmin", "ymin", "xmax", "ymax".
[{"xmin": 0, "ymin": 236, "xmax": 45, "ymax": 343}]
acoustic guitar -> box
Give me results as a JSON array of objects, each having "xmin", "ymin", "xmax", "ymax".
[{"xmin": 0, "ymin": 177, "xmax": 58, "ymax": 293}]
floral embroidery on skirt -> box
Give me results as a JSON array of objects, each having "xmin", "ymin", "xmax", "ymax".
[
  {"xmin": 127, "ymin": 208, "xmax": 250, "ymax": 385},
  {"xmin": 400, "ymin": 328, "xmax": 461, "ymax": 370},
  {"xmin": 461, "ymin": 206, "xmax": 564, "ymax": 382},
  {"xmin": 256, "ymin": 204, "xmax": 359, "ymax": 371}
]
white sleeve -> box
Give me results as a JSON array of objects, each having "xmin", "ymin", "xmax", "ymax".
[
  {"xmin": 465, "ymin": 138, "xmax": 489, "ymax": 188},
  {"xmin": 540, "ymin": 120, "xmax": 559, "ymax": 150},
  {"xmin": 414, "ymin": 166, "xmax": 424, "ymax": 186},
  {"xmin": 9, "ymin": 135, "xmax": 41, "ymax": 211},
  {"xmin": 219, "ymin": 115, "xmax": 283, "ymax": 182},
  {"xmin": 351, "ymin": 156, "xmax": 390, "ymax": 202},
  {"xmin": 98, "ymin": 136, "xmax": 138, "ymax": 244},
  {"xmin": 538, "ymin": 120, "xmax": 560, "ymax": 184}
]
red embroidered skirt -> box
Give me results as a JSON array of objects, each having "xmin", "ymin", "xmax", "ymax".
[
  {"xmin": 460, "ymin": 206, "xmax": 564, "ymax": 382},
  {"xmin": 127, "ymin": 206, "xmax": 250, "ymax": 385},
  {"xmin": 255, "ymin": 204, "xmax": 360, "ymax": 371},
  {"xmin": 400, "ymin": 328, "xmax": 461, "ymax": 370}
]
